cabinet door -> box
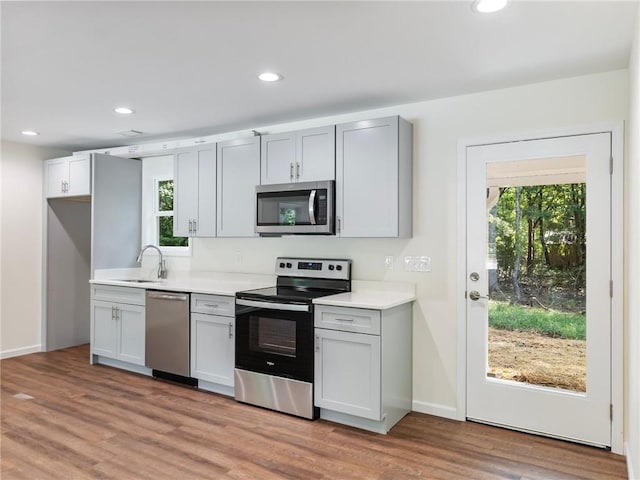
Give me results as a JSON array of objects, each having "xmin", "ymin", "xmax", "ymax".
[
  {"xmin": 191, "ymin": 313, "xmax": 235, "ymax": 386},
  {"xmin": 217, "ymin": 137, "xmax": 260, "ymax": 237},
  {"xmin": 195, "ymin": 146, "xmax": 217, "ymax": 236},
  {"xmin": 314, "ymin": 328, "xmax": 381, "ymax": 420},
  {"xmin": 117, "ymin": 303, "xmax": 146, "ymax": 366},
  {"xmin": 46, "ymin": 157, "xmax": 69, "ymax": 198},
  {"xmin": 174, "ymin": 148, "xmax": 200, "ymax": 237},
  {"xmin": 91, "ymin": 300, "xmax": 118, "ymax": 359},
  {"xmin": 297, "ymin": 126, "xmax": 335, "ymax": 182},
  {"xmin": 336, "ymin": 117, "xmax": 399, "ymax": 237},
  {"xmin": 67, "ymin": 156, "xmax": 91, "ymax": 196},
  {"xmin": 260, "ymin": 132, "xmax": 295, "ymax": 185}
]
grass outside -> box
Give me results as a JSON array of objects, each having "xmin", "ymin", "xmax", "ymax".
[
  {"xmin": 487, "ymin": 301, "xmax": 586, "ymax": 391},
  {"xmin": 488, "ymin": 301, "xmax": 586, "ymax": 340}
]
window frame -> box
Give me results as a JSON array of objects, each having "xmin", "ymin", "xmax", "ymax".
[{"xmin": 152, "ymin": 175, "xmax": 191, "ymax": 256}]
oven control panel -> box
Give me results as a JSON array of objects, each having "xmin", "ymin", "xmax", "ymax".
[{"xmin": 275, "ymin": 257, "xmax": 351, "ymax": 280}]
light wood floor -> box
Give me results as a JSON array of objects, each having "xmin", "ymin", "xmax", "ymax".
[{"xmin": 1, "ymin": 345, "xmax": 627, "ymax": 479}]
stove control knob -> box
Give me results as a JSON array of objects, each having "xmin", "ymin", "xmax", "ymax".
[
  {"xmin": 336, "ymin": 265, "xmax": 343, "ymax": 271},
  {"xmin": 328, "ymin": 265, "xmax": 335, "ymax": 271},
  {"xmin": 286, "ymin": 262, "xmax": 292, "ymax": 268},
  {"xmin": 279, "ymin": 262, "xmax": 286, "ymax": 268}
]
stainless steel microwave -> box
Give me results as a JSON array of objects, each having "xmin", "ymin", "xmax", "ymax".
[{"xmin": 255, "ymin": 180, "xmax": 335, "ymax": 235}]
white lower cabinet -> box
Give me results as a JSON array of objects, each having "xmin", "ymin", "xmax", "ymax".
[
  {"xmin": 91, "ymin": 286, "xmax": 146, "ymax": 367},
  {"xmin": 315, "ymin": 328, "xmax": 381, "ymax": 419},
  {"xmin": 190, "ymin": 293, "xmax": 235, "ymax": 396},
  {"xmin": 314, "ymin": 303, "xmax": 413, "ymax": 434}
]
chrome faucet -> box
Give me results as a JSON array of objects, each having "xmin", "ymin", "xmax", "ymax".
[{"xmin": 136, "ymin": 244, "xmax": 167, "ymax": 279}]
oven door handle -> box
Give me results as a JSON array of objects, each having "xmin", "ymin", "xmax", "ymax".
[
  {"xmin": 308, "ymin": 189, "xmax": 317, "ymax": 225},
  {"xmin": 236, "ymin": 298, "xmax": 310, "ymax": 312}
]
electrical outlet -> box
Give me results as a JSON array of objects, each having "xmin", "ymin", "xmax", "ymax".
[
  {"xmin": 384, "ymin": 256, "xmax": 394, "ymax": 270},
  {"xmin": 404, "ymin": 256, "xmax": 431, "ymax": 272}
]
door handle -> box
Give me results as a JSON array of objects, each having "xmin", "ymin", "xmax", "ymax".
[
  {"xmin": 290, "ymin": 163, "xmax": 294, "ymax": 181},
  {"xmin": 315, "ymin": 335, "xmax": 319, "ymax": 352},
  {"xmin": 469, "ymin": 290, "xmax": 488, "ymax": 301},
  {"xmin": 308, "ymin": 190, "xmax": 317, "ymax": 225},
  {"xmin": 295, "ymin": 162, "xmax": 300, "ymax": 180},
  {"xmin": 228, "ymin": 322, "xmax": 233, "ymax": 339}
]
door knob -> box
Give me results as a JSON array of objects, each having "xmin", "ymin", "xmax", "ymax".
[{"xmin": 469, "ymin": 290, "xmax": 488, "ymax": 301}]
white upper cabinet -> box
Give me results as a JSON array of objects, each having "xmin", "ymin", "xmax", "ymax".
[
  {"xmin": 261, "ymin": 125, "xmax": 335, "ymax": 185},
  {"xmin": 217, "ymin": 136, "xmax": 260, "ymax": 237},
  {"xmin": 173, "ymin": 145, "xmax": 216, "ymax": 237},
  {"xmin": 261, "ymin": 133, "xmax": 295, "ymax": 184},
  {"xmin": 45, "ymin": 155, "xmax": 91, "ymax": 198},
  {"xmin": 336, "ymin": 116, "xmax": 413, "ymax": 238}
]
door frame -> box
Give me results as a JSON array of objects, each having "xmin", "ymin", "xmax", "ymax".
[{"xmin": 456, "ymin": 122, "xmax": 624, "ymax": 454}]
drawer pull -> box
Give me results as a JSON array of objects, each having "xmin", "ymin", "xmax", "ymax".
[
  {"xmin": 203, "ymin": 303, "xmax": 220, "ymax": 308},
  {"xmin": 336, "ymin": 317, "xmax": 355, "ymax": 322}
]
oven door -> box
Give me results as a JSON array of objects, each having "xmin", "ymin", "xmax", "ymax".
[{"xmin": 235, "ymin": 299, "xmax": 314, "ymax": 383}]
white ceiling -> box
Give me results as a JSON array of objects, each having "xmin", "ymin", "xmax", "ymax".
[{"xmin": 2, "ymin": 1, "xmax": 638, "ymax": 152}]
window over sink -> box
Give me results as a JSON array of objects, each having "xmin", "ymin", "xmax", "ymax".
[{"xmin": 142, "ymin": 155, "xmax": 191, "ymax": 256}]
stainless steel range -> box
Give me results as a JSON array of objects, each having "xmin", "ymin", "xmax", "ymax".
[{"xmin": 234, "ymin": 257, "xmax": 352, "ymax": 419}]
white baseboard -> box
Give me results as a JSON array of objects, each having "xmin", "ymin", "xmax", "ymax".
[
  {"xmin": 1, "ymin": 344, "xmax": 42, "ymax": 359},
  {"xmin": 412, "ymin": 400, "xmax": 459, "ymax": 421},
  {"xmin": 626, "ymin": 442, "xmax": 638, "ymax": 480}
]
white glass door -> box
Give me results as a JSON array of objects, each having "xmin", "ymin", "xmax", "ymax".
[{"xmin": 466, "ymin": 133, "xmax": 612, "ymax": 447}]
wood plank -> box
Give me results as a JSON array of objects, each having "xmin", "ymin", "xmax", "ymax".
[{"xmin": 0, "ymin": 345, "xmax": 628, "ymax": 480}]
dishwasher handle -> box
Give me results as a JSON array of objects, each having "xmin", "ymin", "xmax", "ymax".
[{"xmin": 147, "ymin": 291, "xmax": 189, "ymax": 302}]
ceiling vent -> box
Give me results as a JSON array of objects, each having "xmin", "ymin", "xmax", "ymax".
[{"xmin": 116, "ymin": 129, "xmax": 144, "ymax": 137}]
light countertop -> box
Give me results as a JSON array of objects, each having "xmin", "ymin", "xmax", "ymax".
[
  {"xmin": 313, "ymin": 280, "xmax": 415, "ymax": 310},
  {"xmin": 90, "ymin": 269, "xmax": 275, "ymax": 297},
  {"xmin": 313, "ymin": 291, "xmax": 415, "ymax": 310},
  {"xmin": 91, "ymin": 271, "xmax": 415, "ymax": 309}
]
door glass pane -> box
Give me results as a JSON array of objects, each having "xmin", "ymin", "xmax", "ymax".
[{"xmin": 486, "ymin": 156, "xmax": 586, "ymax": 392}]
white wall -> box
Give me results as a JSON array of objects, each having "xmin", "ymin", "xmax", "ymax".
[
  {"xmin": 1, "ymin": 142, "xmax": 69, "ymax": 357},
  {"xmin": 625, "ymin": 9, "xmax": 640, "ymax": 478},
  {"xmin": 157, "ymin": 69, "xmax": 629, "ymax": 414}
]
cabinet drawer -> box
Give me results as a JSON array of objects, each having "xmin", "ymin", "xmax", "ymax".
[
  {"xmin": 91, "ymin": 284, "xmax": 145, "ymax": 306},
  {"xmin": 191, "ymin": 294, "xmax": 235, "ymax": 317},
  {"xmin": 314, "ymin": 306, "xmax": 380, "ymax": 335}
]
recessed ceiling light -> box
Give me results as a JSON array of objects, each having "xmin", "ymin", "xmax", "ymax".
[
  {"xmin": 21, "ymin": 130, "xmax": 39, "ymax": 136},
  {"xmin": 258, "ymin": 72, "xmax": 283, "ymax": 82},
  {"xmin": 473, "ymin": 0, "xmax": 508, "ymax": 13},
  {"xmin": 114, "ymin": 106, "xmax": 134, "ymax": 114}
]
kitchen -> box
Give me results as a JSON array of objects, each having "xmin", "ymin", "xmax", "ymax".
[{"xmin": 2, "ymin": 1, "xmax": 639, "ymax": 478}]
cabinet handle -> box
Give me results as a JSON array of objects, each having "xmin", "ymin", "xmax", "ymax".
[
  {"xmin": 228, "ymin": 322, "xmax": 233, "ymax": 339},
  {"xmin": 188, "ymin": 220, "xmax": 193, "ymax": 234},
  {"xmin": 290, "ymin": 163, "xmax": 294, "ymax": 181},
  {"xmin": 111, "ymin": 306, "xmax": 115, "ymax": 320},
  {"xmin": 295, "ymin": 162, "xmax": 300, "ymax": 180},
  {"xmin": 192, "ymin": 220, "xmax": 197, "ymax": 233},
  {"xmin": 315, "ymin": 335, "xmax": 320, "ymax": 352},
  {"xmin": 116, "ymin": 307, "xmax": 120, "ymax": 320},
  {"xmin": 336, "ymin": 317, "xmax": 354, "ymax": 322},
  {"xmin": 337, "ymin": 217, "xmax": 341, "ymax": 233},
  {"xmin": 203, "ymin": 303, "xmax": 219, "ymax": 308},
  {"xmin": 65, "ymin": 181, "xmax": 69, "ymax": 193}
]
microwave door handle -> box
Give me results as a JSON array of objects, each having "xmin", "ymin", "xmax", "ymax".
[{"xmin": 308, "ymin": 189, "xmax": 317, "ymax": 225}]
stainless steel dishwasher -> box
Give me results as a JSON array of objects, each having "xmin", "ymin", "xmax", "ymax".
[{"xmin": 145, "ymin": 290, "xmax": 194, "ymax": 383}]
